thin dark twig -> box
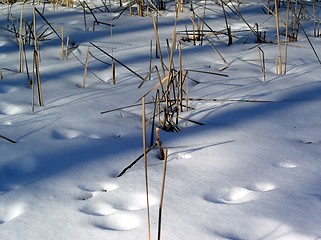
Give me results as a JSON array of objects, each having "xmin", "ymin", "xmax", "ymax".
[
  {"xmin": 91, "ymin": 42, "xmax": 145, "ymax": 82},
  {"xmin": 298, "ymin": 22, "xmax": 321, "ymax": 64},
  {"xmin": 0, "ymin": 134, "xmax": 16, "ymax": 143},
  {"xmin": 117, "ymin": 142, "xmax": 157, "ymax": 177},
  {"xmin": 184, "ymin": 68, "xmax": 228, "ymax": 77}
]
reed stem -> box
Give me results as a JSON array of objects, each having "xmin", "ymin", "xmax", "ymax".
[
  {"xmin": 83, "ymin": 44, "xmax": 90, "ymax": 88},
  {"xmin": 275, "ymin": 0, "xmax": 282, "ymax": 74},
  {"xmin": 142, "ymin": 97, "xmax": 151, "ymax": 240},
  {"xmin": 157, "ymin": 149, "xmax": 168, "ymax": 240}
]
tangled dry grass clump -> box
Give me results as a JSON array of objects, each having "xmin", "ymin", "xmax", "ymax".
[
  {"xmin": 1, "ymin": 0, "xmax": 18, "ymax": 3},
  {"xmin": 1, "ymin": 0, "xmax": 73, "ymax": 6}
]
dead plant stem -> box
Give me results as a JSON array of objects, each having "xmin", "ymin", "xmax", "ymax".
[
  {"xmin": 157, "ymin": 149, "xmax": 168, "ymax": 240},
  {"xmin": 142, "ymin": 97, "xmax": 152, "ymax": 240}
]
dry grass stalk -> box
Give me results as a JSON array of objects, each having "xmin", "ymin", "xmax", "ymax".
[
  {"xmin": 162, "ymin": 11, "xmax": 178, "ymax": 130},
  {"xmin": 32, "ymin": 50, "xmax": 43, "ymax": 114},
  {"xmin": 301, "ymin": 0, "xmax": 306, "ymax": 20},
  {"xmin": 179, "ymin": 0, "xmax": 184, "ymax": 12},
  {"xmin": 258, "ymin": 47, "xmax": 266, "ymax": 82},
  {"xmin": 52, "ymin": 0, "xmax": 58, "ymax": 12},
  {"xmin": 65, "ymin": 36, "xmax": 70, "ymax": 60},
  {"xmin": 200, "ymin": 0, "xmax": 207, "ymax": 45},
  {"xmin": 283, "ymin": 0, "xmax": 290, "ymax": 74},
  {"xmin": 224, "ymin": 1, "xmax": 263, "ymax": 43},
  {"xmin": 146, "ymin": 0, "xmax": 163, "ymax": 16},
  {"xmin": 157, "ymin": 149, "xmax": 168, "ymax": 240},
  {"xmin": 292, "ymin": 0, "xmax": 300, "ymax": 41},
  {"xmin": 181, "ymin": 7, "xmax": 218, "ymax": 44},
  {"xmin": 152, "ymin": 14, "xmax": 165, "ymax": 76},
  {"xmin": 33, "ymin": 7, "xmax": 105, "ymax": 84},
  {"xmin": 138, "ymin": 65, "xmax": 161, "ymax": 88},
  {"xmin": 314, "ymin": 17, "xmax": 319, "ymax": 36},
  {"xmin": 19, "ymin": 6, "xmax": 24, "ymax": 73},
  {"xmin": 108, "ymin": 0, "xmax": 116, "ymax": 84},
  {"xmin": 192, "ymin": 6, "xmax": 196, "ymax": 45},
  {"xmin": 112, "ymin": 62, "xmax": 116, "ymax": 84},
  {"xmin": 165, "ymin": 39, "xmax": 172, "ymax": 66},
  {"xmin": 178, "ymin": 40, "xmax": 183, "ymax": 112},
  {"xmin": 260, "ymin": 0, "xmax": 276, "ymax": 16},
  {"xmin": 267, "ymin": 0, "xmax": 272, "ymax": 12},
  {"xmin": 142, "ymin": 96, "xmax": 152, "ymax": 240},
  {"xmin": 313, "ymin": 0, "xmax": 317, "ymax": 36},
  {"xmin": 33, "ymin": 7, "xmax": 38, "ymax": 52},
  {"xmin": 156, "ymin": 127, "xmax": 164, "ymax": 160},
  {"xmin": 82, "ymin": 44, "xmax": 90, "ymax": 88},
  {"xmin": 138, "ymin": 75, "xmax": 168, "ymax": 102},
  {"xmin": 32, "ymin": 65, "xmax": 35, "ymax": 113},
  {"xmin": 149, "ymin": 40, "xmax": 153, "ymax": 81},
  {"xmin": 185, "ymin": 71, "xmax": 189, "ymax": 111},
  {"xmin": 149, "ymin": 95, "xmax": 157, "ymax": 146},
  {"xmin": 312, "ymin": 1, "xmax": 320, "ymax": 37},
  {"xmin": 221, "ymin": 0, "xmax": 232, "ymax": 45},
  {"xmin": 61, "ymin": 27, "xmax": 65, "ymax": 60},
  {"xmin": 155, "ymin": 67, "xmax": 164, "ymax": 94},
  {"xmin": 34, "ymin": 50, "xmax": 43, "ymax": 106},
  {"xmin": 205, "ymin": 36, "xmax": 229, "ymax": 68},
  {"xmin": 274, "ymin": 0, "xmax": 282, "ymax": 74},
  {"xmin": 168, "ymin": 8, "xmax": 178, "ymax": 73},
  {"xmin": 82, "ymin": 3, "xmax": 88, "ymax": 30},
  {"xmin": 156, "ymin": 90, "xmax": 161, "ymax": 127}
]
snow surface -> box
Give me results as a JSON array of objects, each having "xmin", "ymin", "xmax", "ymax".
[{"xmin": 1, "ymin": 0, "xmax": 321, "ymax": 239}]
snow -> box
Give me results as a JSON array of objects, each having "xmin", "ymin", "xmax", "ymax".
[{"xmin": 1, "ymin": 0, "xmax": 321, "ymax": 239}]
